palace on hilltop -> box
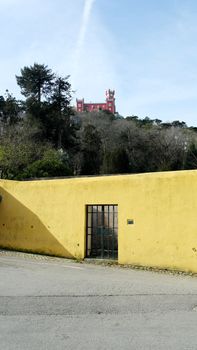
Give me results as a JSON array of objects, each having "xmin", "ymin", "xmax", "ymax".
[{"xmin": 76, "ymin": 89, "xmax": 116, "ymax": 114}]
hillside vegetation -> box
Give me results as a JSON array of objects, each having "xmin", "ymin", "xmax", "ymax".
[{"xmin": 0, "ymin": 63, "xmax": 197, "ymax": 179}]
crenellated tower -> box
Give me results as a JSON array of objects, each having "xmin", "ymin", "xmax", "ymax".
[
  {"xmin": 76, "ymin": 98, "xmax": 84, "ymax": 113},
  {"xmin": 105, "ymin": 89, "xmax": 116, "ymax": 114}
]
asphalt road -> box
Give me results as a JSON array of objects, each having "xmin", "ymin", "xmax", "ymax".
[{"xmin": 0, "ymin": 252, "xmax": 197, "ymax": 350}]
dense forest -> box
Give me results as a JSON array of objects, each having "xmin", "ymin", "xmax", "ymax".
[{"xmin": 0, "ymin": 63, "xmax": 197, "ymax": 180}]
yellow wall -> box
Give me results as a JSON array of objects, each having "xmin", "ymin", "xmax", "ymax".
[{"xmin": 0, "ymin": 170, "xmax": 197, "ymax": 272}]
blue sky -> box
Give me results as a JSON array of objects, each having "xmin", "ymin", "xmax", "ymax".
[{"xmin": 1, "ymin": 0, "xmax": 197, "ymax": 125}]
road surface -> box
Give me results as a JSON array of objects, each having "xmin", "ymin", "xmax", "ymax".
[{"xmin": 0, "ymin": 251, "xmax": 197, "ymax": 349}]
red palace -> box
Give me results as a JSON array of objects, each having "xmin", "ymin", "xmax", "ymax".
[{"xmin": 76, "ymin": 89, "xmax": 116, "ymax": 114}]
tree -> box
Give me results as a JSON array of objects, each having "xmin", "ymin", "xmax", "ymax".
[
  {"xmin": 102, "ymin": 148, "xmax": 130, "ymax": 174},
  {"xmin": 20, "ymin": 149, "xmax": 72, "ymax": 179},
  {"xmin": 0, "ymin": 119, "xmax": 73, "ymax": 180},
  {"xmin": 0, "ymin": 90, "xmax": 21, "ymax": 125},
  {"xmin": 171, "ymin": 120, "xmax": 187, "ymax": 128},
  {"xmin": 184, "ymin": 142, "xmax": 197, "ymax": 169},
  {"xmin": 139, "ymin": 116, "xmax": 154, "ymax": 128},
  {"xmin": 0, "ymin": 121, "xmax": 43, "ymax": 179},
  {"xmin": 46, "ymin": 76, "xmax": 74, "ymax": 149},
  {"xmin": 16, "ymin": 64, "xmax": 76, "ymax": 151},
  {"xmin": 152, "ymin": 128, "xmax": 187, "ymax": 171},
  {"xmin": 80, "ymin": 124, "xmax": 102, "ymax": 175},
  {"xmin": 16, "ymin": 63, "xmax": 54, "ymax": 104}
]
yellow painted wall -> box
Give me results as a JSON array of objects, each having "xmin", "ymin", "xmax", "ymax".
[{"xmin": 0, "ymin": 170, "xmax": 197, "ymax": 272}]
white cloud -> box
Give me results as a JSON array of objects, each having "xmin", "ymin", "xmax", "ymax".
[{"xmin": 72, "ymin": 0, "xmax": 96, "ymax": 86}]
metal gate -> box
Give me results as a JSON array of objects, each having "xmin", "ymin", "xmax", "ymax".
[{"xmin": 86, "ymin": 205, "xmax": 118, "ymax": 259}]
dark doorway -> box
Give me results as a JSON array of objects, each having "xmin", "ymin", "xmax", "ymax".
[{"xmin": 86, "ymin": 205, "xmax": 118, "ymax": 259}]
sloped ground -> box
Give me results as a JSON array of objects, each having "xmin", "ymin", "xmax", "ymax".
[{"xmin": 0, "ymin": 250, "xmax": 197, "ymax": 350}]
